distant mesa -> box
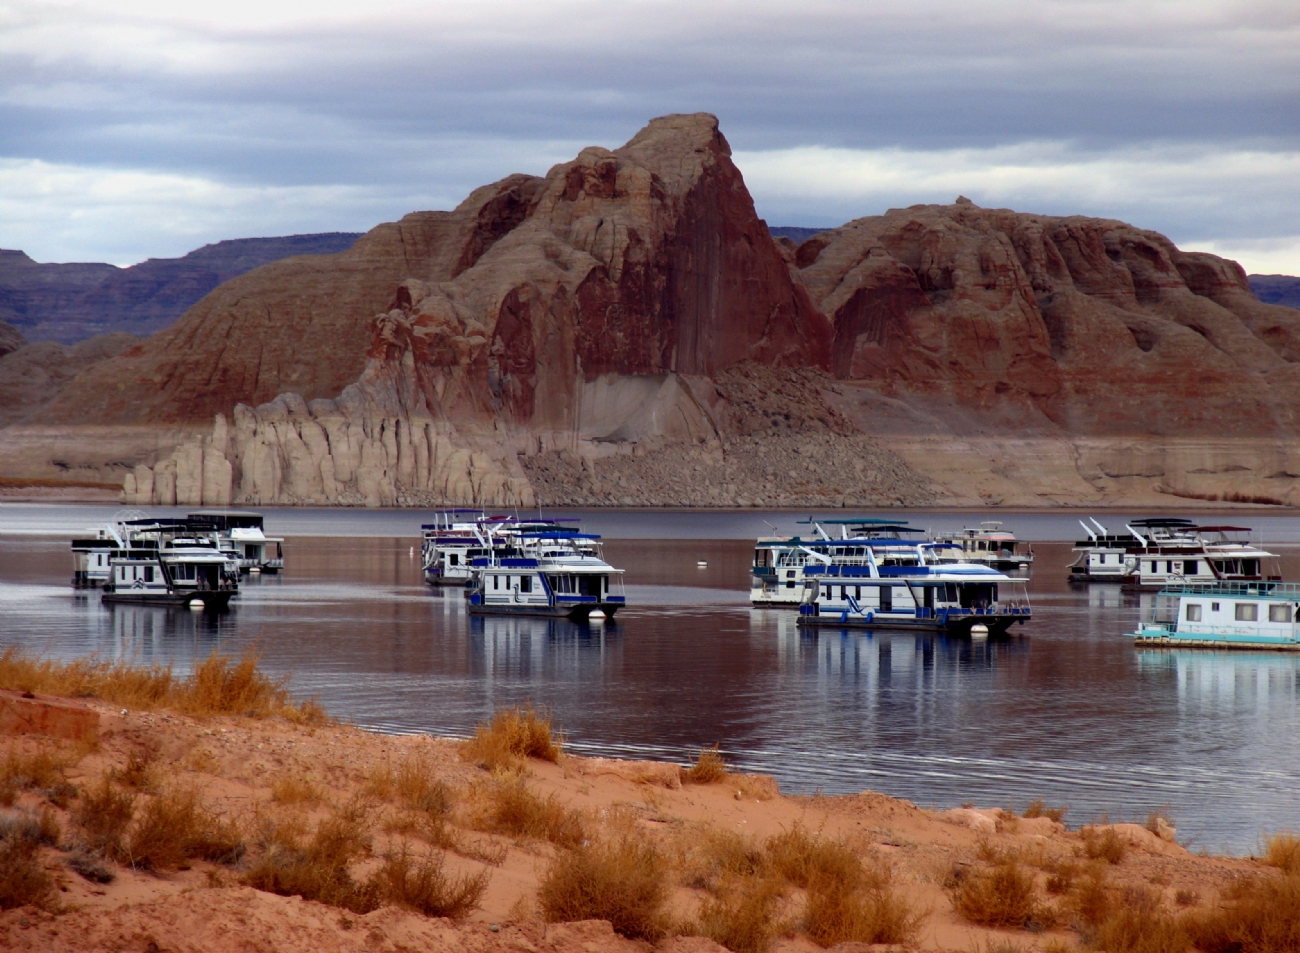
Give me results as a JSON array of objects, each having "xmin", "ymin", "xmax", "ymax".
[
  {"xmin": 1249, "ymin": 274, "xmax": 1300, "ymax": 310},
  {"xmin": 5, "ymin": 112, "xmax": 1300, "ymax": 511},
  {"xmin": 0, "ymin": 233, "xmax": 362, "ymax": 344}
]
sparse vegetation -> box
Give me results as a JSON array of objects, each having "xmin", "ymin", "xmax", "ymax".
[
  {"xmin": 696, "ymin": 877, "xmax": 783, "ymax": 953},
  {"xmin": 127, "ymin": 786, "xmax": 245, "ymax": 871},
  {"xmin": 682, "ymin": 745, "xmax": 728, "ymax": 784},
  {"xmin": 0, "ymin": 819, "xmax": 55, "ymax": 911},
  {"xmin": 1092, "ymin": 887, "xmax": 1190, "ymax": 953},
  {"xmin": 372, "ymin": 844, "xmax": 489, "ymax": 919},
  {"xmin": 1188, "ymin": 871, "xmax": 1300, "ymax": 953},
  {"xmin": 460, "ymin": 703, "xmax": 562, "ymax": 770},
  {"xmin": 1262, "ymin": 831, "xmax": 1300, "ymax": 875},
  {"xmin": 1024, "ymin": 799, "xmax": 1068, "ymax": 823},
  {"xmin": 1, "ymin": 745, "xmax": 76, "ymax": 806},
  {"xmin": 271, "ymin": 775, "xmax": 323, "ymax": 805},
  {"xmin": 473, "ymin": 777, "xmax": 584, "ymax": 847},
  {"xmin": 539, "ymin": 832, "xmax": 670, "ymax": 940},
  {"xmin": 1083, "ymin": 825, "xmax": 1128, "ymax": 864},
  {"xmin": 73, "ymin": 775, "xmax": 136, "ymax": 859},
  {"xmin": 804, "ymin": 866, "xmax": 924, "ymax": 947},
  {"xmin": 952, "ymin": 857, "xmax": 1040, "ymax": 928},
  {"xmin": 0, "ymin": 647, "xmax": 327, "ymax": 722}
]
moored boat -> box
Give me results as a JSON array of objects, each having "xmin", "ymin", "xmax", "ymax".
[
  {"xmin": 933, "ymin": 521, "xmax": 1033, "ymax": 572},
  {"xmin": 1068, "ymin": 518, "xmax": 1280, "ymax": 588},
  {"xmin": 795, "ymin": 542, "xmax": 1031, "ymax": 634},
  {"xmin": 102, "ymin": 536, "xmax": 238, "ymax": 610},
  {"xmin": 1132, "ymin": 582, "xmax": 1300, "ymax": 651},
  {"xmin": 466, "ymin": 531, "xmax": 626, "ymax": 621},
  {"xmin": 187, "ymin": 511, "xmax": 284, "ymax": 573}
]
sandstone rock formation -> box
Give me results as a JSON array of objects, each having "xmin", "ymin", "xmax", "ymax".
[
  {"xmin": 0, "ymin": 318, "xmax": 23, "ymax": 357},
  {"xmin": 10, "ymin": 115, "xmax": 1300, "ymax": 509},
  {"xmin": 0, "ymin": 233, "xmax": 361, "ymax": 344},
  {"xmin": 0, "ymin": 332, "xmax": 138, "ymax": 427}
]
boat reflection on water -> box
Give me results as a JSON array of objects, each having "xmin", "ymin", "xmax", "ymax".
[
  {"xmin": 467, "ymin": 613, "xmax": 623, "ymax": 680},
  {"xmin": 101, "ymin": 601, "xmax": 229, "ymax": 662},
  {"xmin": 1135, "ymin": 646, "xmax": 1300, "ymax": 705}
]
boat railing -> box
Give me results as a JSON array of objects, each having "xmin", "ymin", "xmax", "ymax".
[{"xmin": 1159, "ymin": 582, "xmax": 1300, "ymax": 598}]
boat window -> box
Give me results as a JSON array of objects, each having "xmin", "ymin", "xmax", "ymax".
[
  {"xmin": 520, "ymin": 576, "xmax": 532, "ymax": 594},
  {"xmin": 786, "ymin": 580, "xmax": 795, "ymax": 589},
  {"xmin": 879, "ymin": 586, "xmax": 892, "ymax": 611},
  {"xmin": 1235, "ymin": 603, "xmax": 1258, "ymax": 622},
  {"xmin": 854, "ymin": 586, "xmax": 861, "ymax": 600},
  {"xmin": 1185, "ymin": 604, "xmax": 1202, "ymax": 622},
  {"xmin": 1212, "ymin": 602, "xmax": 1220, "ymax": 612},
  {"xmin": 450, "ymin": 554, "xmax": 459, "ymax": 565},
  {"xmin": 1269, "ymin": 604, "xmax": 1290, "ymax": 623},
  {"xmin": 1184, "ymin": 560, "xmax": 1198, "ymax": 575},
  {"xmin": 1243, "ymin": 559, "xmax": 1259, "ymax": 576}
]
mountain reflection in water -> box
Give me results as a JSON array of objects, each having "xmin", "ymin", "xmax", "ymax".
[{"xmin": 2, "ymin": 526, "xmax": 1299, "ymax": 855}]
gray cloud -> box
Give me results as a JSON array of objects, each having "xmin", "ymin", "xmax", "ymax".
[{"xmin": 2, "ymin": 0, "xmax": 1298, "ymax": 268}]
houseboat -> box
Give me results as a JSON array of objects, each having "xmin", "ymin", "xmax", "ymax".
[
  {"xmin": 1122, "ymin": 525, "xmax": 1279, "ymax": 589},
  {"xmin": 422, "ymin": 513, "xmax": 582, "ymax": 586},
  {"xmin": 102, "ymin": 536, "xmax": 239, "ymax": 610},
  {"xmin": 71, "ymin": 516, "xmax": 240, "ymax": 588},
  {"xmin": 1132, "ymin": 582, "xmax": 1300, "ymax": 651},
  {"xmin": 187, "ymin": 511, "xmax": 284, "ymax": 573},
  {"xmin": 751, "ymin": 519, "xmax": 928, "ymax": 608},
  {"xmin": 466, "ymin": 531, "xmax": 625, "ymax": 621},
  {"xmin": 1068, "ymin": 518, "xmax": 1193, "ymax": 582},
  {"xmin": 796, "ymin": 546, "xmax": 1031, "ymax": 635},
  {"xmin": 932, "ymin": 522, "xmax": 1033, "ymax": 572}
]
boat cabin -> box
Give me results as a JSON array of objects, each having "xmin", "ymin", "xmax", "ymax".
[{"xmin": 1134, "ymin": 583, "xmax": 1300, "ymax": 651}]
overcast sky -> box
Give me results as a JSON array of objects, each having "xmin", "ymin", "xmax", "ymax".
[{"xmin": 2, "ymin": 0, "xmax": 1298, "ymax": 273}]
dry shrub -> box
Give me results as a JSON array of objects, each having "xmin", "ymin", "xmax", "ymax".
[
  {"xmin": 1094, "ymin": 888, "xmax": 1190, "ymax": 953},
  {"xmin": 271, "ymin": 775, "xmax": 323, "ymax": 805},
  {"xmin": 765, "ymin": 824, "xmax": 860, "ymax": 889},
  {"xmin": 1, "ymin": 746, "xmax": 76, "ymax": 806},
  {"xmin": 0, "ymin": 825, "xmax": 55, "ymax": 911},
  {"xmin": 396, "ymin": 755, "xmax": 452, "ymax": 816},
  {"xmin": 1187, "ymin": 872, "xmax": 1300, "ymax": 953},
  {"xmin": 538, "ymin": 833, "xmax": 670, "ymax": 940},
  {"xmin": 1083, "ymin": 826, "xmax": 1128, "ymax": 864},
  {"xmin": 111, "ymin": 749, "xmax": 159, "ymax": 792},
  {"xmin": 1044, "ymin": 860, "xmax": 1080, "ymax": 895},
  {"xmin": 73, "ymin": 776, "xmax": 136, "ymax": 859},
  {"xmin": 683, "ymin": 746, "xmax": 728, "ymax": 785},
  {"xmin": 244, "ymin": 799, "xmax": 379, "ymax": 913},
  {"xmin": 1262, "ymin": 831, "xmax": 1300, "ymax": 875},
  {"xmin": 1145, "ymin": 806, "xmax": 1176, "ymax": 838},
  {"xmin": 682, "ymin": 828, "xmax": 767, "ymax": 889},
  {"xmin": 1024, "ymin": 799, "xmax": 1068, "ymax": 823},
  {"xmin": 372, "ymin": 844, "xmax": 489, "ymax": 919},
  {"xmin": 805, "ymin": 871, "xmax": 924, "ymax": 947},
  {"xmin": 66, "ymin": 850, "xmax": 114, "ymax": 883},
  {"xmin": 952, "ymin": 858, "xmax": 1039, "ymax": 928},
  {"xmin": 461, "ymin": 704, "xmax": 562, "ymax": 770},
  {"xmin": 1070, "ymin": 865, "xmax": 1113, "ymax": 930},
  {"xmin": 697, "ymin": 877, "xmax": 783, "ymax": 953},
  {"xmin": 1174, "ymin": 888, "xmax": 1200, "ymax": 907},
  {"xmin": 127, "ymin": 787, "xmax": 244, "ymax": 871},
  {"xmin": 476, "ymin": 778, "xmax": 584, "ymax": 847},
  {"xmin": 0, "ymin": 647, "xmax": 326, "ymax": 722}
]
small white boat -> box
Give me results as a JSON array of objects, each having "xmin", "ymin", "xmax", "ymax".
[
  {"xmin": 466, "ymin": 531, "xmax": 626, "ymax": 621},
  {"xmin": 933, "ymin": 522, "xmax": 1033, "ymax": 572},
  {"xmin": 187, "ymin": 511, "xmax": 284, "ymax": 574},
  {"xmin": 102, "ymin": 537, "xmax": 238, "ymax": 610},
  {"xmin": 1133, "ymin": 582, "xmax": 1300, "ymax": 651}
]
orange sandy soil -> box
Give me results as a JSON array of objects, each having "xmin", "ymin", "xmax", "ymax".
[{"xmin": 0, "ymin": 698, "xmax": 1265, "ymax": 953}]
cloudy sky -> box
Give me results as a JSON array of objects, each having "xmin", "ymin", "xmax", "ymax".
[{"xmin": 2, "ymin": 0, "xmax": 1298, "ymax": 273}]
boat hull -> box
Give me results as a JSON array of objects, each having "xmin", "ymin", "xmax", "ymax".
[
  {"xmin": 1133, "ymin": 629, "xmax": 1300, "ymax": 652},
  {"xmin": 797, "ymin": 609, "xmax": 1027, "ymax": 636},
  {"xmin": 102, "ymin": 589, "xmax": 234, "ymax": 610},
  {"xmin": 467, "ymin": 601, "xmax": 621, "ymax": 622}
]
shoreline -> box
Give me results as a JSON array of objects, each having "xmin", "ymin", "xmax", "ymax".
[{"xmin": 2, "ymin": 679, "xmax": 1293, "ymax": 953}]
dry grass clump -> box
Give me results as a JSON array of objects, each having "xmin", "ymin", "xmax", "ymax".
[
  {"xmin": 1069, "ymin": 864, "xmax": 1114, "ymax": 930},
  {"xmin": 1, "ymin": 745, "xmax": 77, "ymax": 806},
  {"xmin": 127, "ymin": 786, "xmax": 244, "ymax": 871},
  {"xmin": 271, "ymin": 775, "xmax": 323, "ymax": 805},
  {"xmin": 1262, "ymin": 831, "xmax": 1300, "ymax": 875},
  {"xmin": 952, "ymin": 857, "xmax": 1041, "ymax": 929},
  {"xmin": 681, "ymin": 828, "xmax": 768, "ymax": 890},
  {"xmin": 244, "ymin": 799, "xmax": 380, "ymax": 913},
  {"xmin": 0, "ymin": 647, "xmax": 327, "ymax": 722},
  {"xmin": 396, "ymin": 755, "xmax": 453, "ymax": 816},
  {"xmin": 73, "ymin": 776, "xmax": 136, "ymax": 859},
  {"xmin": 1091, "ymin": 887, "xmax": 1189, "ymax": 953},
  {"xmin": 1188, "ymin": 872, "xmax": 1300, "ymax": 953},
  {"xmin": 473, "ymin": 777, "xmax": 585, "ymax": 848},
  {"xmin": 372, "ymin": 844, "xmax": 489, "ymax": 919},
  {"xmin": 0, "ymin": 817, "xmax": 56, "ymax": 911},
  {"xmin": 1082, "ymin": 825, "xmax": 1128, "ymax": 864},
  {"xmin": 696, "ymin": 877, "xmax": 784, "ymax": 953},
  {"xmin": 1023, "ymin": 799, "xmax": 1067, "ymax": 823},
  {"xmin": 765, "ymin": 824, "xmax": 860, "ymax": 889},
  {"xmin": 682, "ymin": 745, "xmax": 728, "ymax": 785},
  {"xmin": 461, "ymin": 704, "xmax": 562, "ymax": 770},
  {"xmin": 110, "ymin": 749, "xmax": 159, "ymax": 792},
  {"xmin": 538, "ymin": 832, "xmax": 670, "ymax": 940}
]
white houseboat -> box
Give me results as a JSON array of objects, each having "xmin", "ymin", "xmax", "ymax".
[
  {"xmin": 1132, "ymin": 582, "xmax": 1300, "ymax": 651},
  {"xmin": 751, "ymin": 519, "xmax": 927, "ymax": 608},
  {"xmin": 102, "ymin": 537, "xmax": 239, "ymax": 610},
  {"xmin": 187, "ymin": 511, "xmax": 284, "ymax": 573},
  {"xmin": 1068, "ymin": 518, "xmax": 1193, "ymax": 582},
  {"xmin": 423, "ymin": 513, "xmax": 583, "ymax": 586},
  {"xmin": 796, "ymin": 548, "xmax": 1031, "ymax": 635},
  {"xmin": 72, "ymin": 516, "xmax": 242, "ymax": 588},
  {"xmin": 466, "ymin": 532, "xmax": 626, "ymax": 621},
  {"xmin": 932, "ymin": 522, "xmax": 1033, "ymax": 572},
  {"xmin": 1122, "ymin": 525, "xmax": 1279, "ymax": 589}
]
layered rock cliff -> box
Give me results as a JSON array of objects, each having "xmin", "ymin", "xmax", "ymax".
[{"xmin": 9, "ymin": 115, "xmax": 1300, "ymax": 508}]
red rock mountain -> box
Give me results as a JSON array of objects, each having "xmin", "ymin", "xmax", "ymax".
[{"xmin": 9, "ymin": 116, "xmax": 1300, "ymax": 508}]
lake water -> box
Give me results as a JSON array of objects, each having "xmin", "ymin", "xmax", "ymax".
[{"xmin": 2, "ymin": 503, "xmax": 1299, "ymax": 855}]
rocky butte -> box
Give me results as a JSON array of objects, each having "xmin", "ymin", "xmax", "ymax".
[{"xmin": 5, "ymin": 113, "xmax": 1300, "ymax": 508}]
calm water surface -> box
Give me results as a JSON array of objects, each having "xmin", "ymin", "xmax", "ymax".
[{"xmin": 2, "ymin": 504, "xmax": 1299, "ymax": 854}]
